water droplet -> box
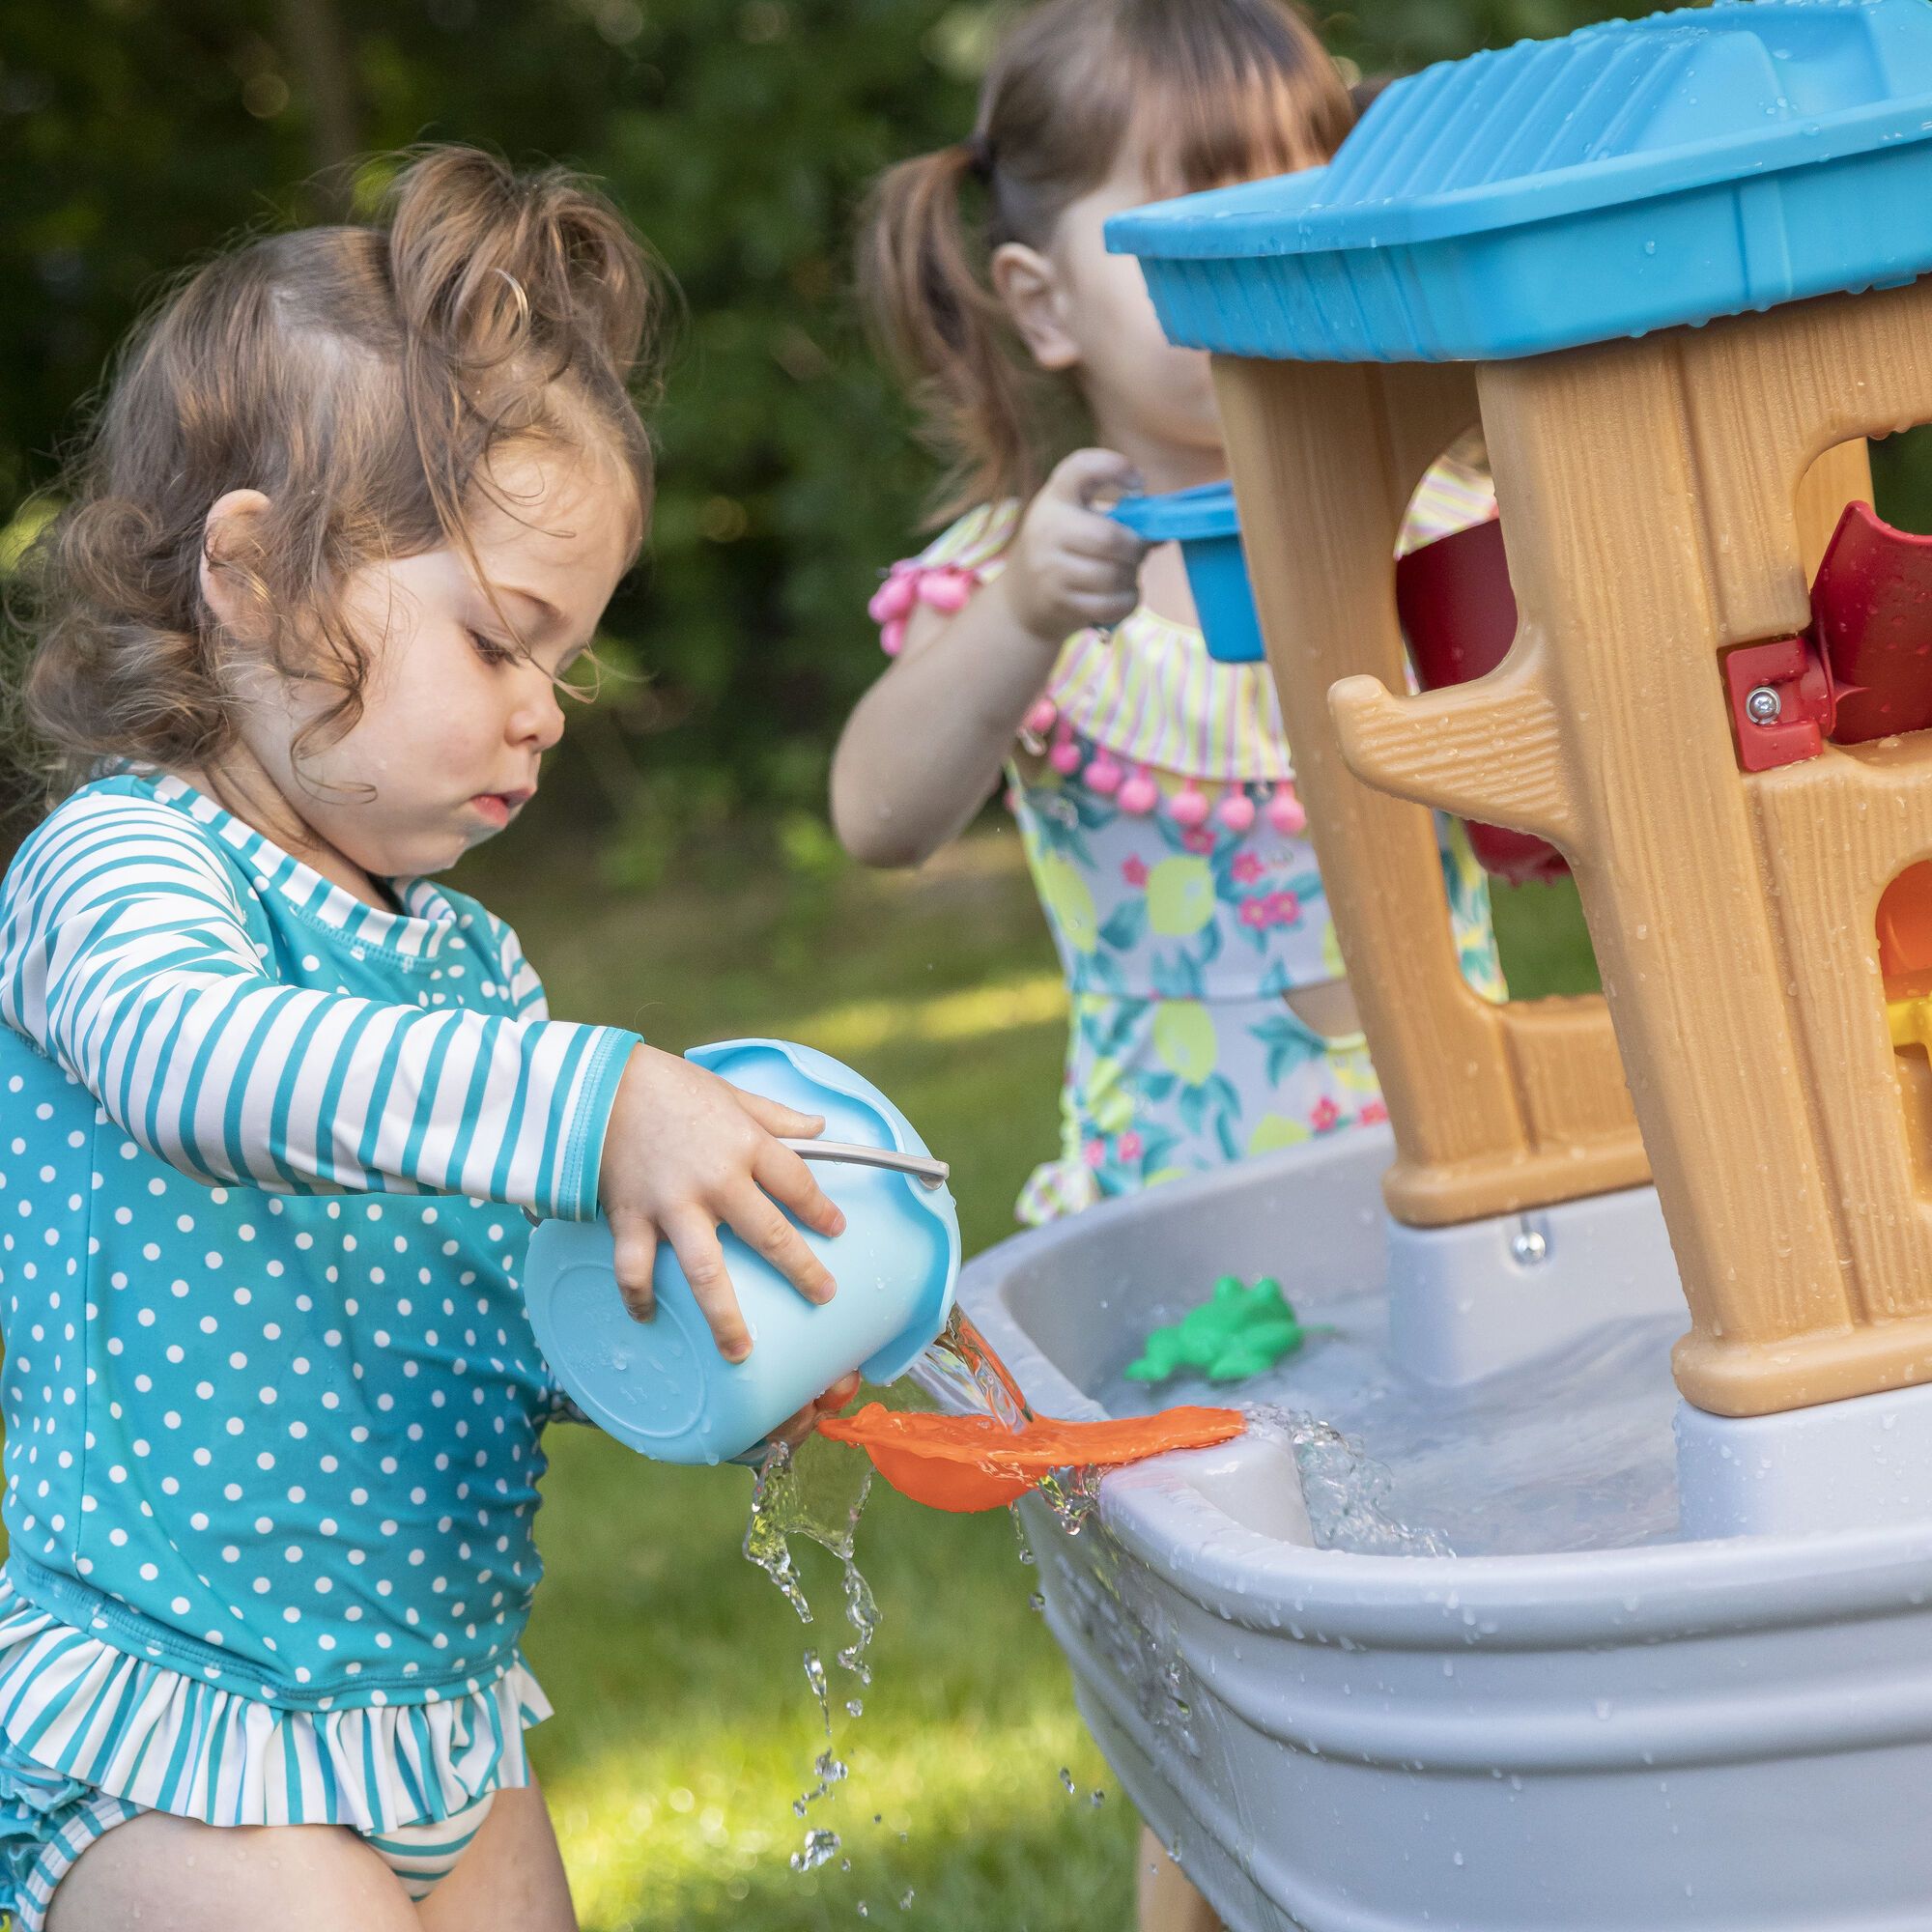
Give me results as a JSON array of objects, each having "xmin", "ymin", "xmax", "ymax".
[
  {"xmin": 791, "ymin": 1828, "xmax": 841, "ymax": 1873},
  {"xmin": 1059, "ymin": 1767, "xmax": 1077, "ymax": 1794}
]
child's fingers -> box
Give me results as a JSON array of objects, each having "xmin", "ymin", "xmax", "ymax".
[
  {"xmin": 730, "ymin": 1088, "xmax": 827, "ymax": 1142},
  {"xmin": 819, "ymin": 1371, "xmax": 862, "ymax": 1413},
  {"xmin": 1064, "ymin": 514, "xmax": 1148, "ymax": 568},
  {"xmin": 1051, "ymin": 446, "xmax": 1143, "ymax": 508},
  {"xmin": 662, "ymin": 1207, "xmax": 753, "ymax": 1361},
  {"xmin": 753, "ymin": 1138, "xmax": 845, "ymax": 1237},
  {"xmin": 770, "ymin": 1398, "xmax": 827, "ymax": 1450},
  {"xmin": 722, "ymin": 1178, "xmax": 837, "ymax": 1305},
  {"xmin": 608, "ymin": 1208, "xmax": 660, "ymax": 1321},
  {"xmin": 1057, "ymin": 552, "xmax": 1142, "ymax": 596}
]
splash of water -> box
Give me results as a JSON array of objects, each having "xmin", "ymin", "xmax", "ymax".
[
  {"xmin": 904, "ymin": 1310, "xmax": 1032, "ymax": 1428},
  {"xmin": 1243, "ymin": 1403, "xmax": 1454, "ymax": 1557},
  {"xmin": 747, "ymin": 1433, "xmax": 880, "ymax": 1872}
]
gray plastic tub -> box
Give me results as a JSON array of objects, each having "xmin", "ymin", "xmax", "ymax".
[{"xmin": 957, "ymin": 1128, "xmax": 1932, "ymax": 1932}]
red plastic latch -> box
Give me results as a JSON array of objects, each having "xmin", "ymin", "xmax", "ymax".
[{"xmin": 1721, "ymin": 636, "xmax": 1835, "ymax": 773}]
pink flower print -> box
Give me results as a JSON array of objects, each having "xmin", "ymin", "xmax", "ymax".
[
  {"xmin": 1122, "ymin": 854, "xmax": 1149, "ymax": 888},
  {"xmin": 1360, "ymin": 1100, "xmax": 1389, "ymax": 1125},
  {"xmin": 1310, "ymin": 1096, "xmax": 1341, "ymax": 1134},
  {"xmin": 1264, "ymin": 890, "xmax": 1302, "ymax": 926},
  {"xmin": 1231, "ymin": 852, "xmax": 1265, "ymax": 885},
  {"xmin": 1083, "ymin": 1138, "xmax": 1107, "ymax": 1169},
  {"xmin": 1239, "ymin": 897, "xmax": 1271, "ymax": 929},
  {"xmin": 1182, "ymin": 827, "xmax": 1217, "ymax": 855},
  {"xmin": 1116, "ymin": 1130, "xmax": 1144, "ymax": 1162}
]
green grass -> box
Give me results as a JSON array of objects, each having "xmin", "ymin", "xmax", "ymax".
[{"xmin": 464, "ymin": 828, "xmax": 1600, "ymax": 1932}]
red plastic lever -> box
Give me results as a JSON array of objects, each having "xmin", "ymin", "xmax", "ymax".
[
  {"xmin": 1395, "ymin": 518, "xmax": 1571, "ymax": 885},
  {"xmin": 1810, "ymin": 501, "xmax": 1932, "ymax": 746}
]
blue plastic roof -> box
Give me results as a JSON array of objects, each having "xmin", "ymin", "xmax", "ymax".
[{"xmin": 1107, "ymin": 0, "xmax": 1932, "ymax": 362}]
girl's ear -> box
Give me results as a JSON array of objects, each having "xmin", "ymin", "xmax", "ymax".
[
  {"xmin": 991, "ymin": 242, "xmax": 1082, "ymax": 374},
  {"xmin": 198, "ymin": 490, "xmax": 274, "ymax": 638}
]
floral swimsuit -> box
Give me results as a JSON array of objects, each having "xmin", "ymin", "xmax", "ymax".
[{"xmin": 870, "ymin": 438, "xmax": 1505, "ymax": 1225}]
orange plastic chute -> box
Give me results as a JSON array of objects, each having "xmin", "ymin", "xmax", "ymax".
[{"xmin": 817, "ymin": 1403, "xmax": 1246, "ymax": 1514}]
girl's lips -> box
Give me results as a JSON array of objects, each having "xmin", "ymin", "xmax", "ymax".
[{"xmin": 470, "ymin": 789, "xmax": 532, "ymax": 829}]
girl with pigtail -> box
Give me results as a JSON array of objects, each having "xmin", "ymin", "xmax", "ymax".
[
  {"xmin": 834, "ymin": 10, "xmax": 1501, "ymax": 1920},
  {"xmin": 0, "ymin": 148, "xmax": 859, "ymax": 1930}
]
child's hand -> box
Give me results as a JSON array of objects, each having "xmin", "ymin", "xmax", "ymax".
[
  {"xmin": 599, "ymin": 1045, "xmax": 847, "ymax": 1360},
  {"xmin": 998, "ymin": 447, "xmax": 1148, "ymax": 647}
]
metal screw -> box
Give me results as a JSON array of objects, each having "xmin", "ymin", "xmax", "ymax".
[
  {"xmin": 1510, "ymin": 1222, "xmax": 1549, "ymax": 1266},
  {"xmin": 1745, "ymin": 685, "xmax": 1782, "ymax": 724}
]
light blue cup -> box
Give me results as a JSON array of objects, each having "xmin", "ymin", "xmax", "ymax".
[
  {"xmin": 522, "ymin": 1038, "xmax": 960, "ymax": 1465},
  {"xmin": 1111, "ymin": 482, "xmax": 1264, "ymax": 664}
]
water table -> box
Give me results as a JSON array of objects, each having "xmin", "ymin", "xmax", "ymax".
[{"xmin": 953, "ymin": 6, "xmax": 1932, "ymax": 1925}]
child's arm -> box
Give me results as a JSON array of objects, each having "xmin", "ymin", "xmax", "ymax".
[
  {"xmin": 0, "ymin": 792, "xmax": 841, "ymax": 1353},
  {"xmin": 831, "ymin": 449, "xmax": 1146, "ymax": 868}
]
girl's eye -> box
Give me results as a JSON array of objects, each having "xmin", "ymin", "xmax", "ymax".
[{"xmin": 468, "ymin": 628, "xmax": 517, "ymax": 666}]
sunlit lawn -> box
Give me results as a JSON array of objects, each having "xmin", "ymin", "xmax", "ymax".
[{"xmin": 471, "ymin": 821, "xmax": 1597, "ymax": 1932}]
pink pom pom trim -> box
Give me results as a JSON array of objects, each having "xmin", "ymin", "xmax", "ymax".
[
  {"xmin": 1169, "ymin": 781, "xmax": 1210, "ymax": 829},
  {"xmin": 871, "ymin": 560, "xmax": 983, "ymax": 655},
  {"xmin": 1215, "ymin": 787, "xmax": 1256, "ymax": 834},
  {"xmin": 1023, "ymin": 697, "xmax": 1061, "ymax": 738},
  {"xmin": 1118, "ymin": 768, "xmax": 1159, "ymax": 815},
  {"xmin": 1266, "ymin": 785, "xmax": 1307, "ymax": 836},
  {"xmin": 1084, "ymin": 751, "xmax": 1124, "ymax": 795}
]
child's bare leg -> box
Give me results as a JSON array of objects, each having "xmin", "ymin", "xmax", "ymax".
[
  {"xmin": 1137, "ymin": 1823, "xmax": 1222, "ymax": 1932},
  {"xmin": 46, "ymin": 1810, "xmax": 418, "ymax": 1932},
  {"xmin": 418, "ymin": 1783, "xmax": 576, "ymax": 1932}
]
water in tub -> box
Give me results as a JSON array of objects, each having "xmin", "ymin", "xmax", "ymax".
[{"xmin": 1098, "ymin": 1284, "xmax": 1686, "ymax": 1556}]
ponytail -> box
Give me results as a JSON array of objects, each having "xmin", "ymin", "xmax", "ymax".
[
  {"xmin": 858, "ymin": 140, "xmax": 1051, "ymax": 525},
  {"xmin": 859, "ymin": 0, "xmax": 1351, "ymax": 529}
]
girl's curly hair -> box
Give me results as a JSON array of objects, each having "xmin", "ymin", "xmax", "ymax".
[{"xmin": 8, "ymin": 145, "xmax": 665, "ymax": 799}]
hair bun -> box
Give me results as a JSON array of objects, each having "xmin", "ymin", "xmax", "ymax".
[{"xmin": 384, "ymin": 144, "xmax": 657, "ymax": 389}]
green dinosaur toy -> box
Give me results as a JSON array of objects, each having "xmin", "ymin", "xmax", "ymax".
[{"xmin": 1123, "ymin": 1274, "xmax": 1315, "ymax": 1385}]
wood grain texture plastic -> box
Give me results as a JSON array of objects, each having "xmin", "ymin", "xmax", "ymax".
[
  {"xmin": 1323, "ymin": 281, "xmax": 1932, "ymax": 1416},
  {"xmin": 1214, "ymin": 356, "xmax": 1647, "ymax": 1230}
]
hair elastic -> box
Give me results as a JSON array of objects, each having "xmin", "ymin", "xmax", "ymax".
[{"xmin": 964, "ymin": 130, "xmax": 996, "ymax": 181}]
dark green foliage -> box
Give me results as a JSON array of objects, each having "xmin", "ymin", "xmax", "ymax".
[{"xmin": 9, "ymin": 0, "xmax": 1932, "ymax": 864}]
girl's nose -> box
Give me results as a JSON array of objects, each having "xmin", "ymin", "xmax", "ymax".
[{"xmin": 511, "ymin": 672, "xmax": 567, "ymax": 753}]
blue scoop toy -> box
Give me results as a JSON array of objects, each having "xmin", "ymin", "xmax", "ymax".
[
  {"xmin": 1111, "ymin": 480, "xmax": 1264, "ymax": 664},
  {"xmin": 521, "ymin": 1038, "xmax": 960, "ymax": 1466}
]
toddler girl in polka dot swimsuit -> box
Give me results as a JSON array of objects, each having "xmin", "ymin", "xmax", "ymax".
[{"xmin": 0, "ymin": 148, "xmax": 856, "ymax": 1932}]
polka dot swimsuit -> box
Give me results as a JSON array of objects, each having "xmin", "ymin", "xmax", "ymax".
[{"xmin": 0, "ymin": 771, "xmax": 638, "ymax": 1849}]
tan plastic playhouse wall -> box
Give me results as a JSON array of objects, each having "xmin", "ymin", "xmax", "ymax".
[
  {"xmin": 1313, "ymin": 278, "xmax": 1932, "ymax": 1419},
  {"xmin": 1213, "ymin": 356, "xmax": 1650, "ymax": 1231}
]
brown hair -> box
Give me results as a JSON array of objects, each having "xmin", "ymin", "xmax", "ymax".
[
  {"xmin": 859, "ymin": 0, "xmax": 1352, "ymax": 522},
  {"xmin": 7, "ymin": 145, "xmax": 664, "ymax": 799}
]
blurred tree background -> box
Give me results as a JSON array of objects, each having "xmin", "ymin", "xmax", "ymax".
[
  {"xmin": 0, "ymin": 0, "xmax": 1674, "ymax": 865},
  {"xmin": 9, "ymin": 0, "xmax": 1932, "ymax": 867},
  {"xmin": 9, "ymin": 0, "xmax": 1932, "ymax": 866}
]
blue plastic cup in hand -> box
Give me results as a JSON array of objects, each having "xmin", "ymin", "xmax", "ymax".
[
  {"xmin": 1110, "ymin": 480, "xmax": 1265, "ymax": 663},
  {"xmin": 521, "ymin": 1038, "xmax": 960, "ymax": 1465}
]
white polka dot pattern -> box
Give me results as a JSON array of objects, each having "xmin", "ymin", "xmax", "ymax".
[{"xmin": 0, "ymin": 772, "xmax": 638, "ymax": 1716}]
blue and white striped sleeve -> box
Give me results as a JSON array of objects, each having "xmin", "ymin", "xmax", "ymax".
[
  {"xmin": 0, "ymin": 794, "xmax": 638, "ymax": 1222},
  {"xmin": 480, "ymin": 909, "xmax": 550, "ymax": 1020}
]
